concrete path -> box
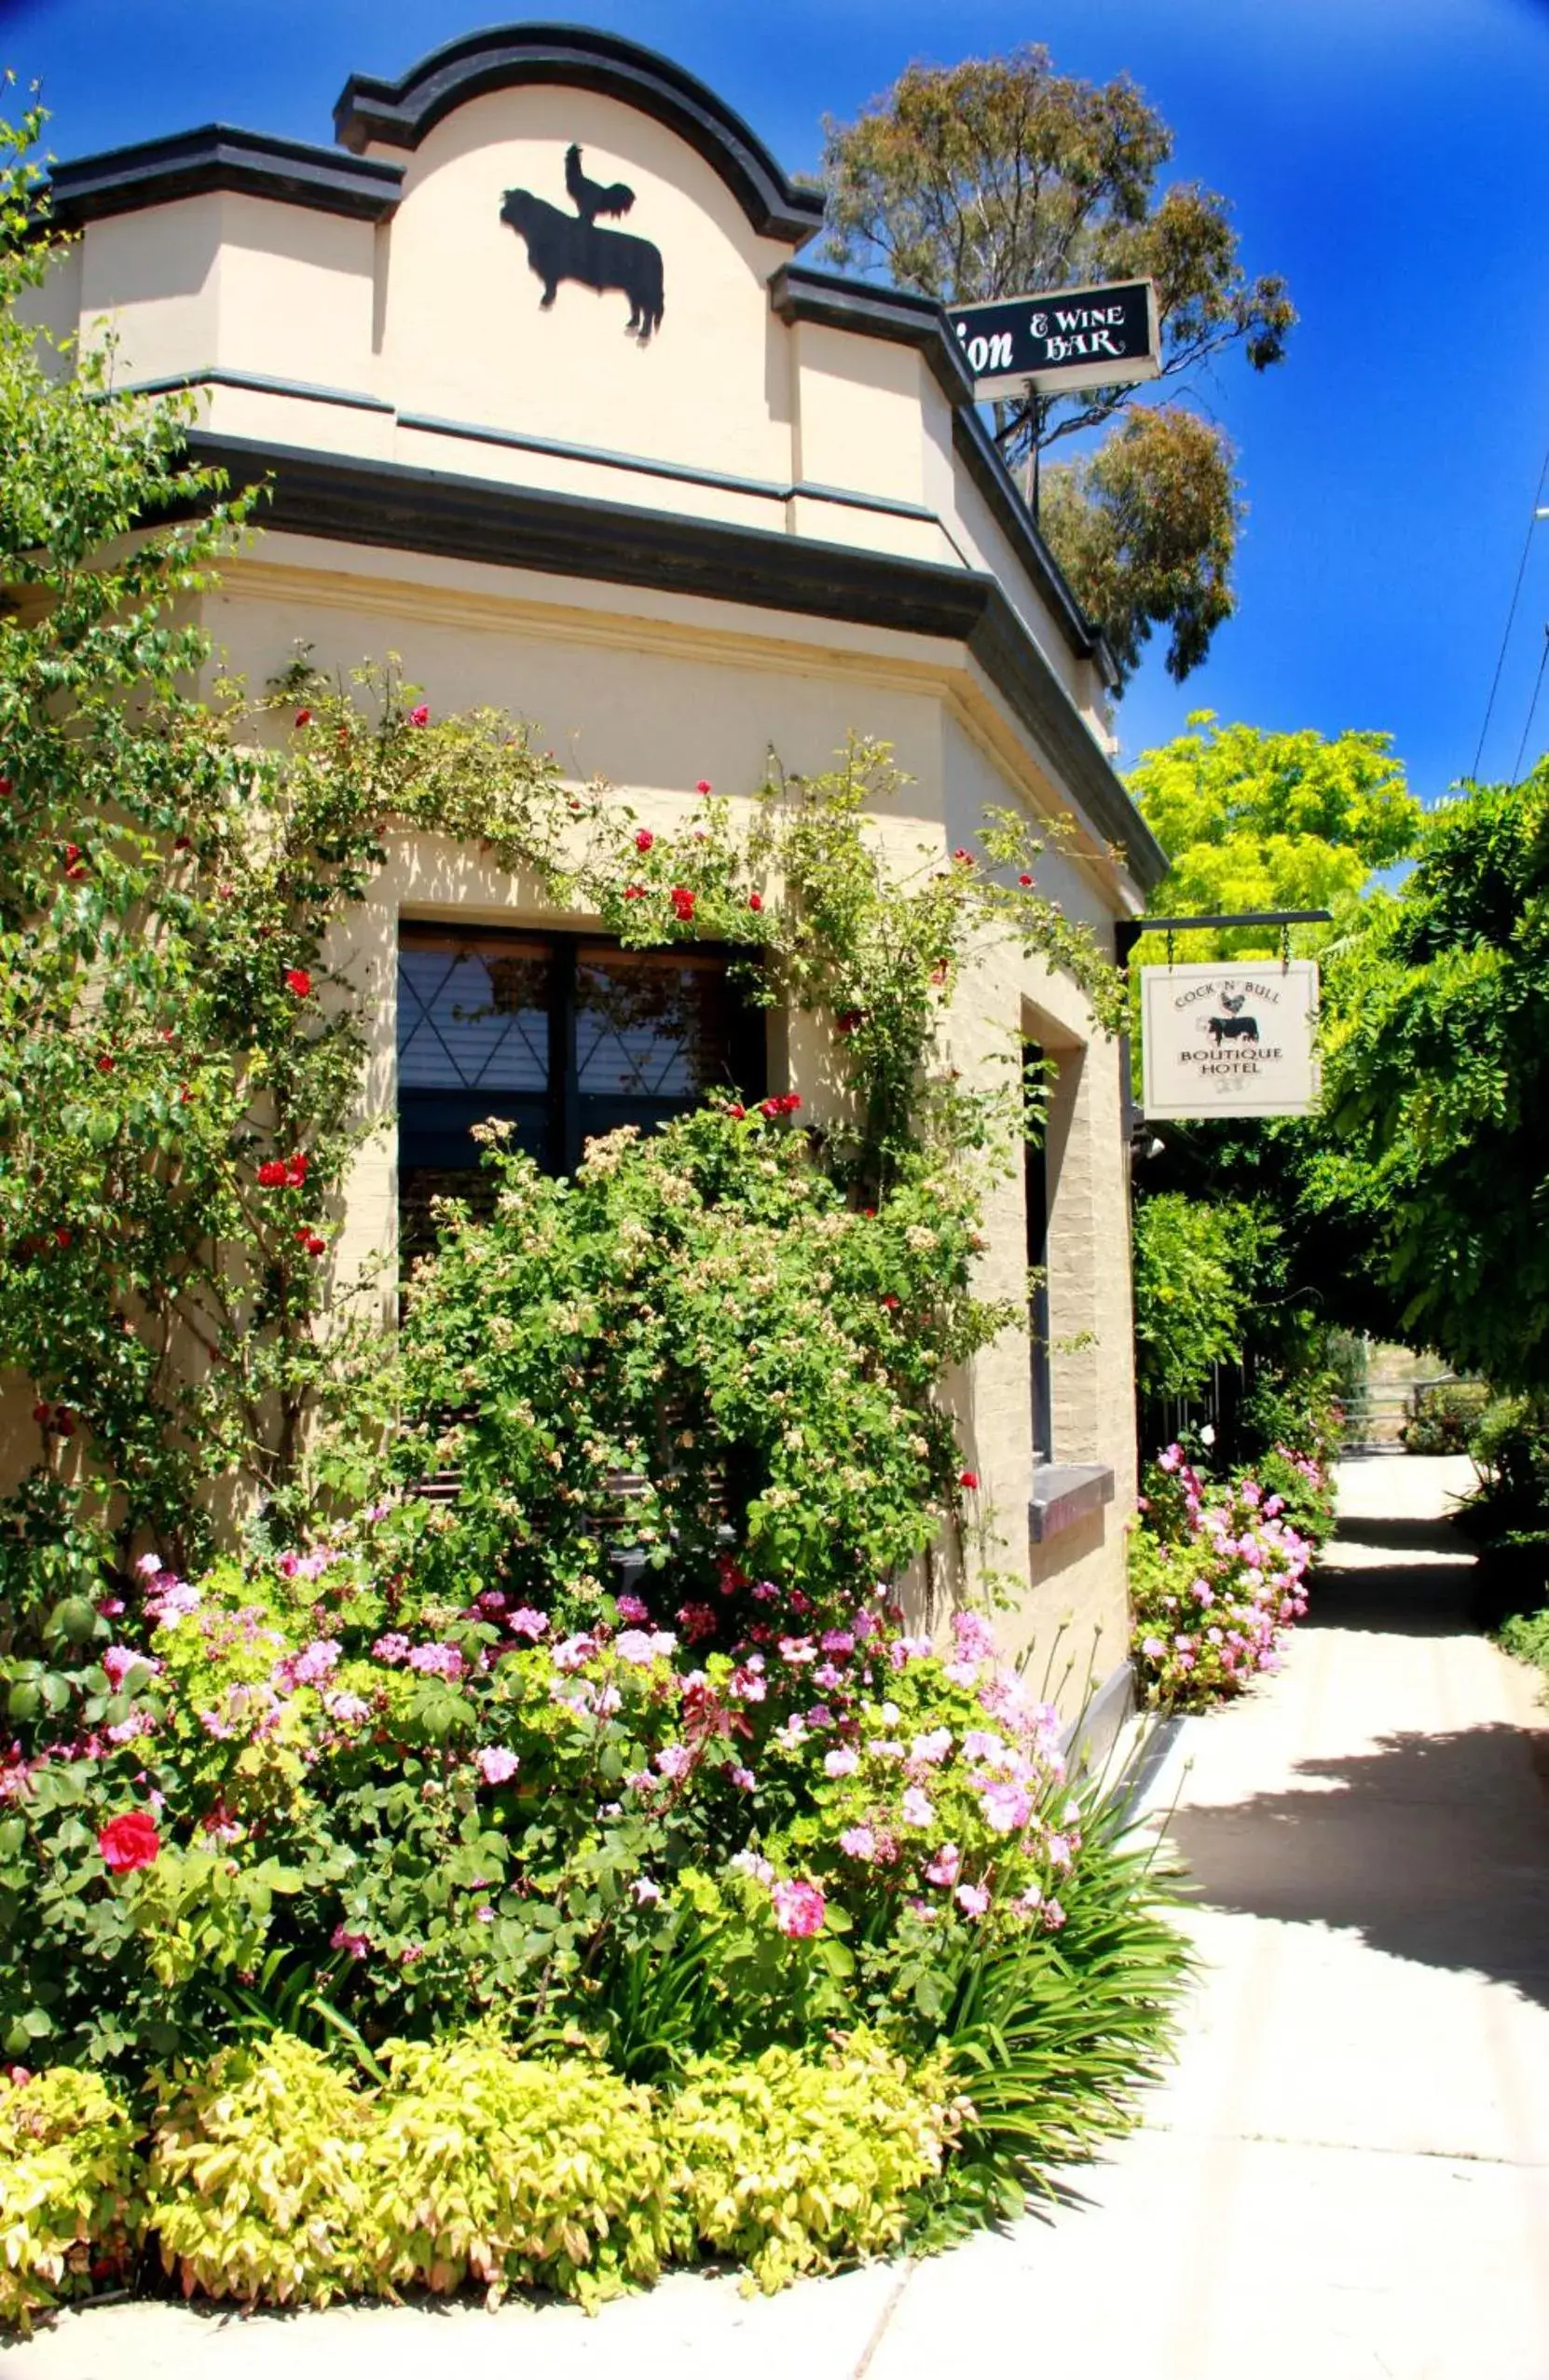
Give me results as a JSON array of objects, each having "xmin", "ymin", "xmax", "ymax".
[{"xmin": 8, "ymin": 1455, "xmax": 1549, "ymax": 2380}]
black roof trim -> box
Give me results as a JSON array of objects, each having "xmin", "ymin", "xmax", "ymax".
[
  {"xmin": 47, "ymin": 125, "xmax": 404, "ymax": 228},
  {"xmin": 952, "ymin": 409, "xmax": 1120, "ymax": 689},
  {"xmin": 333, "ymin": 22, "xmax": 825, "ymax": 247},
  {"xmin": 184, "ymin": 431, "xmax": 1164, "ymax": 889},
  {"xmin": 770, "ymin": 264, "xmax": 1117, "ymax": 683}
]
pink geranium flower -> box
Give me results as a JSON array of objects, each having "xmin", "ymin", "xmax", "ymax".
[{"xmin": 771, "ymin": 1878, "xmax": 827, "ymax": 1937}]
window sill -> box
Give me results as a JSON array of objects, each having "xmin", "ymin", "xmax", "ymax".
[{"xmin": 1029, "ymin": 1461, "xmax": 1115, "ymax": 1544}]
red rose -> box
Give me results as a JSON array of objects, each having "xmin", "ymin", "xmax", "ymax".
[
  {"xmin": 779, "ymin": 1093, "xmax": 802, "ymax": 1114},
  {"xmin": 694, "ymin": 778, "xmax": 712, "ymax": 794},
  {"xmin": 623, "ymin": 884, "xmax": 647, "ymax": 901},
  {"xmin": 295, "ymin": 1227, "xmax": 326, "ymax": 1257},
  {"xmin": 669, "ymin": 887, "xmax": 695, "ymax": 923},
  {"xmin": 31, "ymin": 1403, "xmax": 49, "ymax": 1426},
  {"xmin": 98, "ymin": 1812, "xmax": 160, "ymax": 1873},
  {"xmin": 747, "ymin": 893, "xmax": 762, "ymax": 912},
  {"xmin": 284, "ymin": 968, "xmax": 312, "ymax": 999},
  {"xmin": 953, "ymin": 848, "xmax": 975, "ymax": 867},
  {"xmin": 882, "ymin": 1293, "xmax": 900, "ymax": 1311},
  {"xmin": 174, "ymin": 835, "xmax": 192, "ymax": 852},
  {"xmin": 95, "ymin": 1055, "xmax": 114, "ymax": 1074},
  {"xmin": 635, "ymin": 829, "xmax": 654, "ymax": 853},
  {"xmin": 1018, "ymin": 873, "xmax": 1034, "ymax": 886},
  {"xmin": 256, "ymin": 1160, "xmax": 287, "ymax": 1187},
  {"xmin": 55, "ymin": 1410, "xmax": 75, "ymax": 1436},
  {"xmin": 284, "ymin": 1153, "xmax": 309, "ymax": 1187},
  {"xmin": 408, "ymin": 704, "xmax": 430, "ymax": 727},
  {"xmin": 759, "ymin": 1098, "xmax": 781, "ymax": 1119},
  {"xmin": 725, "ymin": 1102, "xmax": 746, "ymax": 1120},
  {"xmin": 294, "ymin": 707, "xmax": 313, "ymax": 728},
  {"xmin": 959, "ymin": 1470, "xmax": 980, "ymax": 1491},
  {"xmin": 0, "ymin": 777, "xmax": 11, "ymax": 797},
  {"xmin": 53, "ymin": 1228, "xmax": 70, "ymax": 1249}
]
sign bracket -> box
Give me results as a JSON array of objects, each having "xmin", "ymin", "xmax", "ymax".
[{"xmin": 1115, "ymin": 909, "xmax": 1331, "ymax": 970}]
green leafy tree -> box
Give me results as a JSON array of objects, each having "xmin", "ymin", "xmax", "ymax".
[
  {"xmin": 1128, "ymin": 713, "xmax": 1422, "ymax": 942},
  {"xmin": 1311, "ymin": 770, "xmax": 1549, "ymax": 1390},
  {"xmin": 820, "ymin": 47, "xmax": 1294, "ymax": 681}
]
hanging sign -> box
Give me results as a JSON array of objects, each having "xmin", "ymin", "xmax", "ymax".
[
  {"xmin": 1140, "ymin": 962, "xmax": 1321, "ymax": 1119},
  {"xmin": 953, "ymin": 279, "xmax": 1160, "ymax": 400}
]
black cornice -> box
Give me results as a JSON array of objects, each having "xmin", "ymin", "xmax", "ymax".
[
  {"xmin": 333, "ymin": 23, "xmax": 825, "ymax": 248},
  {"xmin": 183, "ymin": 431, "xmax": 1164, "ymax": 889},
  {"xmin": 46, "ymin": 126, "xmax": 404, "ymax": 228}
]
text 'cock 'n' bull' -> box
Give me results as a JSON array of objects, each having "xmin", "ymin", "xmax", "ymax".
[{"xmin": 500, "ymin": 144, "xmax": 665, "ymax": 345}]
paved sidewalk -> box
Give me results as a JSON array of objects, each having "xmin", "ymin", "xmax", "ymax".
[{"xmin": 8, "ymin": 1456, "xmax": 1549, "ymax": 2380}]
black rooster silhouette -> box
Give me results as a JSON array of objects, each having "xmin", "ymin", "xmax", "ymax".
[
  {"xmin": 1219, "ymin": 986, "xmax": 1248, "ymax": 1015},
  {"xmin": 565, "ymin": 144, "xmax": 635, "ymax": 225}
]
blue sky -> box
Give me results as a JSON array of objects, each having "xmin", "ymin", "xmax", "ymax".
[{"xmin": 7, "ymin": 0, "xmax": 1549, "ymax": 802}]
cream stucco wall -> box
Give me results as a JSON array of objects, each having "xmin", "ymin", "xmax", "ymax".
[
  {"xmin": 187, "ymin": 548, "xmax": 1138, "ymax": 1711},
  {"xmin": 28, "ymin": 44, "xmax": 1151, "ymax": 1718},
  {"xmin": 54, "ymin": 89, "xmax": 1110, "ymax": 727}
]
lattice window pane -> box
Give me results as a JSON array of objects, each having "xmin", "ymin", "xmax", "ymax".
[
  {"xmin": 576, "ymin": 948, "xmax": 731, "ymax": 1100},
  {"xmin": 398, "ymin": 935, "xmax": 551, "ymax": 1091}
]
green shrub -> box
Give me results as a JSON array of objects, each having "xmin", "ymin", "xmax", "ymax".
[
  {"xmin": 0, "ymin": 2067, "xmax": 142, "ymax": 2332},
  {"xmin": 1131, "ymin": 1193, "xmax": 1257, "ymax": 1402},
  {"xmin": 663, "ymin": 2031, "xmax": 959, "ymax": 2291},
  {"xmin": 1403, "ymin": 1378, "xmax": 1489, "ymax": 1456},
  {"xmin": 144, "ymin": 2034, "xmax": 371, "ymax": 2307},
  {"xmin": 1500, "ymin": 1594, "xmax": 1549, "ymax": 1677},
  {"xmin": 366, "ymin": 2030, "xmax": 678, "ymax": 2307},
  {"xmin": 386, "ymin": 1110, "xmax": 1010, "ymax": 1639}
]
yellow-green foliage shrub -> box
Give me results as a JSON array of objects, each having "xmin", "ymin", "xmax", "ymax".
[
  {"xmin": 144, "ymin": 2034, "xmax": 370, "ymax": 2307},
  {"xmin": 0, "ymin": 2068, "xmax": 143, "ymax": 2332},
  {"xmin": 663, "ymin": 2031, "xmax": 963, "ymax": 2292},
  {"xmin": 364, "ymin": 2028, "xmax": 680, "ymax": 2308}
]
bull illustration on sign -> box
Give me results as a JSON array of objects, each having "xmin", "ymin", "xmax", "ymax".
[
  {"xmin": 1206, "ymin": 989, "xmax": 1259, "ymax": 1046},
  {"xmin": 500, "ymin": 144, "xmax": 664, "ymax": 345}
]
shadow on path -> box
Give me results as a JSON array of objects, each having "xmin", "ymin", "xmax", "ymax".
[
  {"xmin": 1173, "ymin": 1475, "xmax": 1549, "ymax": 2006},
  {"xmin": 1172, "ymin": 1724, "xmax": 1549, "ymax": 2008}
]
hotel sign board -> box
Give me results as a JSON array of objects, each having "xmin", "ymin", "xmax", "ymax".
[
  {"xmin": 953, "ymin": 279, "xmax": 1160, "ymax": 401},
  {"xmin": 1141, "ymin": 962, "xmax": 1321, "ymax": 1119}
]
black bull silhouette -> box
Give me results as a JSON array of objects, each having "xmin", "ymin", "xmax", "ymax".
[
  {"xmin": 1206, "ymin": 1013, "xmax": 1260, "ymax": 1045},
  {"xmin": 499, "ymin": 190, "xmax": 665, "ymax": 345}
]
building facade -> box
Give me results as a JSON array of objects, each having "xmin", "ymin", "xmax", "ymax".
[{"xmin": 37, "ymin": 25, "xmax": 1167, "ymax": 1718}]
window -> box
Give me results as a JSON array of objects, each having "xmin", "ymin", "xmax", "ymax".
[
  {"xmin": 1025, "ymin": 1043, "xmax": 1053, "ymax": 1463},
  {"xmin": 397, "ymin": 925, "xmax": 763, "ymax": 1238}
]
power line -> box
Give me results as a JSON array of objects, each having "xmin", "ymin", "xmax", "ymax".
[
  {"xmin": 1511, "ymin": 624, "xmax": 1549, "ymax": 787},
  {"xmin": 1471, "ymin": 445, "xmax": 1549, "ymax": 781}
]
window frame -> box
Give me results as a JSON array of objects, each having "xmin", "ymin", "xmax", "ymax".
[
  {"xmin": 396, "ymin": 919, "xmax": 767, "ymax": 1187},
  {"xmin": 1024, "ymin": 1040, "xmax": 1054, "ymax": 1464}
]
